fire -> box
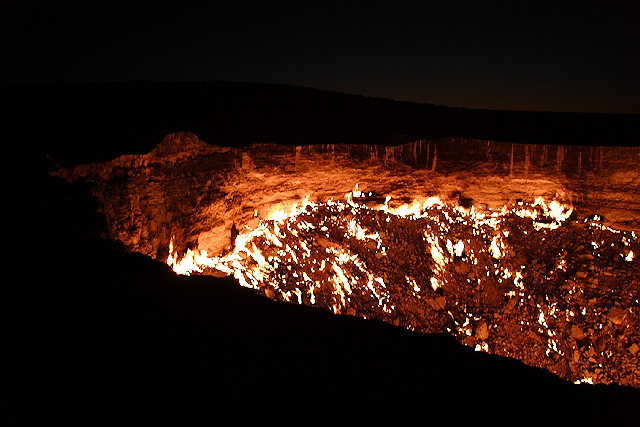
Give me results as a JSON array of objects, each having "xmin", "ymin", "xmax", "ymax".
[
  {"xmin": 626, "ymin": 250, "xmax": 635, "ymax": 262},
  {"xmin": 165, "ymin": 184, "xmax": 640, "ymax": 385},
  {"xmin": 166, "ymin": 185, "xmax": 587, "ymax": 285},
  {"xmin": 166, "ymin": 185, "xmax": 584, "ymax": 311}
]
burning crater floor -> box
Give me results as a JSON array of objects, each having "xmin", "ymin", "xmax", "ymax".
[
  {"xmin": 55, "ymin": 132, "xmax": 640, "ymax": 390},
  {"xmin": 169, "ymin": 192, "xmax": 639, "ymax": 388}
]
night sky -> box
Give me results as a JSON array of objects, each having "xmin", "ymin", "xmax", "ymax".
[{"xmin": 2, "ymin": 1, "xmax": 639, "ymax": 114}]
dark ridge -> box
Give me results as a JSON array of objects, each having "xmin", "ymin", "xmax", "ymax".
[{"xmin": 3, "ymin": 81, "xmax": 638, "ymax": 167}]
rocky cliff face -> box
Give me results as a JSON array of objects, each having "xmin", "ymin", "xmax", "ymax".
[
  {"xmin": 55, "ymin": 131, "xmax": 640, "ymax": 261},
  {"xmin": 55, "ymin": 132, "xmax": 243, "ymax": 259},
  {"xmin": 54, "ymin": 131, "xmax": 640, "ymax": 387}
]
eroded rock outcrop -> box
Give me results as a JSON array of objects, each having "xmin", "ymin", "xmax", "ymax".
[{"xmin": 55, "ymin": 132, "xmax": 243, "ymax": 259}]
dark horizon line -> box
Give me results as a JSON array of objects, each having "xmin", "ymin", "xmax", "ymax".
[{"xmin": 4, "ymin": 79, "xmax": 638, "ymax": 117}]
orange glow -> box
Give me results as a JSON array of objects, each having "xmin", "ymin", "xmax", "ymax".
[{"xmin": 166, "ymin": 185, "xmax": 584, "ymax": 316}]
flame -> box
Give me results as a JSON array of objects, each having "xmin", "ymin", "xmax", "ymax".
[
  {"xmin": 165, "ymin": 184, "xmax": 589, "ymax": 320},
  {"xmin": 165, "ymin": 183, "xmax": 639, "ymax": 376},
  {"xmin": 167, "ymin": 185, "xmax": 580, "ymax": 281}
]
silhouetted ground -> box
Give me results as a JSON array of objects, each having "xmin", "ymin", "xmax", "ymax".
[
  {"xmin": 3, "ymin": 81, "xmax": 639, "ymax": 167},
  {"xmin": 5, "ymin": 82, "xmax": 639, "ymax": 425}
]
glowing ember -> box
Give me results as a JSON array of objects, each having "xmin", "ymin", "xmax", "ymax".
[{"xmin": 626, "ymin": 250, "xmax": 635, "ymax": 262}]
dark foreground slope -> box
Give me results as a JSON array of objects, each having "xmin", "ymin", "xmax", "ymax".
[
  {"xmin": 5, "ymin": 82, "xmax": 639, "ymax": 425},
  {"xmin": 10, "ymin": 157, "xmax": 640, "ymax": 425}
]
